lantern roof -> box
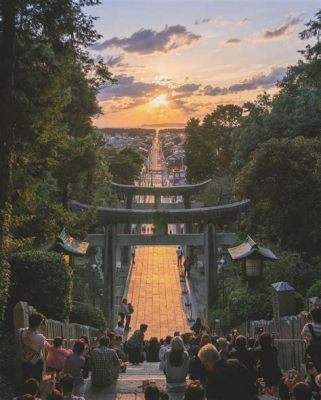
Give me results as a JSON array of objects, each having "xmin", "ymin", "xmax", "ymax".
[
  {"xmin": 47, "ymin": 229, "xmax": 89, "ymax": 256},
  {"xmin": 228, "ymin": 236, "xmax": 277, "ymax": 261},
  {"xmin": 271, "ymin": 281, "xmax": 294, "ymax": 292}
]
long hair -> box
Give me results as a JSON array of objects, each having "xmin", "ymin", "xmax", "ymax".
[
  {"xmin": 169, "ymin": 348, "xmax": 184, "ymax": 367},
  {"xmin": 169, "ymin": 336, "xmax": 185, "ymax": 366}
]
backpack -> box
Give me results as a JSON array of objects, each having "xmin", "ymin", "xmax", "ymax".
[
  {"xmin": 306, "ymin": 324, "xmax": 321, "ymax": 371},
  {"xmin": 128, "ymin": 303, "xmax": 134, "ymax": 314}
]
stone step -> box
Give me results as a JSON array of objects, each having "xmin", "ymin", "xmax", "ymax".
[{"xmin": 83, "ymin": 362, "xmax": 166, "ymax": 400}]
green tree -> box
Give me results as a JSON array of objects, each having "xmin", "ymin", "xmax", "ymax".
[
  {"xmin": 235, "ymin": 137, "xmax": 321, "ymax": 254},
  {"xmin": 185, "ymin": 105, "xmax": 242, "ymax": 182},
  {"xmin": 109, "ymin": 148, "xmax": 143, "ymax": 184}
]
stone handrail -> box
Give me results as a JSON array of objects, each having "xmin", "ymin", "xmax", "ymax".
[{"xmin": 14, "ymin": 301, "xmax": 100, "ymax": 381}]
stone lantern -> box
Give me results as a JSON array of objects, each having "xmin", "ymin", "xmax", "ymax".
[{"xmin": 228, "ymin": 236, "xmax": 277, "ymax": 282}]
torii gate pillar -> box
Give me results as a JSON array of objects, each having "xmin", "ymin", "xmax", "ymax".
[
  {"xmin": 204, "ymin": 223, "xmax": 218, "ymax": 325},
  {"xmin": 103, "ymin": 225, "xmax": 116, "ymax": 326}
]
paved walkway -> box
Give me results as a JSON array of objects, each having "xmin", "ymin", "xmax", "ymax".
[
  {"xmin": 83, "ymin": 362, "xmax": 165, "ymax": 400},
  {"xmin": 127, "ymin": 246, "xmax": 190, "ymax": 339}
]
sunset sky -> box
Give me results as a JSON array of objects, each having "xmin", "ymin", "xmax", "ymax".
[{"xmin": 87, "ymin": 0, "xmax": 320, "ymax": 128}]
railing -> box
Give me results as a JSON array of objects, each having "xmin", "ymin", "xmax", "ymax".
[
  {"xmin": 13, "ymin": 300, "xmax": 101, "ymax": 381},
  {"xmin": 237, "ymin": 313, "xmax": 308, "ymax": 372}
]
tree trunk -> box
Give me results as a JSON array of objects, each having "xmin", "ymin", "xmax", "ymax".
[
  {"xmin": 0, "ymin": 0, "xmax": 16, "ymax": 320},
  {"xmin": 0, "ymin": 0, "xmax": 16, "ymax": 251}
]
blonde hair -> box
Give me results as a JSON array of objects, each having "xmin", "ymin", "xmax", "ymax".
[{"xmin": 198, "ymin": 343, "xmax": 220, "ymax": 365}]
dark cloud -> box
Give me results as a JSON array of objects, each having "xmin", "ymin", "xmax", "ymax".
[
  {"xmin": 204, "ymin": 66, "xmax": 287, "ymax": 96},
  {"xmin": 194, "ymin": 18, "xmax": 211, "ymax": 25},
  {"xmin": 99, "ymin": 74, "xmax": 165, "ymax": 100},
  {"xmin": 194, "ymin": 17, "xmax": 228, "ymax": 26},
  {"xmin": 261, "ymin": 16, "xmax": 301, "ymax": 40},
  {"xmin": 105, "ymin": 54, "xmax": 125, "ymax": 67},
  {"xmin": 240, "ymin": 17, "xmax": 250, "ymax": 24},
  {"xmin": 225, "ymin": 38, "xmax": 241, "ymax": 45},
  {"xmin": 174, "ymin": 83, "xmax": 201, "ymax": 93},
  {"xmin": 204, "ymin": 86, "xmax": 228, "ymax": 96},
  {"xmin": 92, "ymin": 25, "xmax": 201, "ymax": 54}
]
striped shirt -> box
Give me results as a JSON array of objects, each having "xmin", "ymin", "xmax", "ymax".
[{"xmin": 301, "ymin": 322, "xmax": 321, "ymax": 340}]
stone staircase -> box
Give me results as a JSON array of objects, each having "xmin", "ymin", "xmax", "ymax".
[{"xmin": 83, "ymin": 362, "xmax": 165, "ymax": 400}]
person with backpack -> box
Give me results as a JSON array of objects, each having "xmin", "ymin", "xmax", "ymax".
[
  {"xmin": 302, "ymin": 307, "xmax": 321, "ymax": 372},
  {"xmin": 119, "ymin": 298, "xmax": 133, "ymax": 330}
]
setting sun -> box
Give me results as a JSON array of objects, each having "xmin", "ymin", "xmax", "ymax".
[{"xmin": 149, "ymin": 94, "xmax": 169, "ymax": 108}]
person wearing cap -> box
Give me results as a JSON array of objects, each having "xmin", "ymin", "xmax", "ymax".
[{"xmin": 164, "ymin": 336, "xmax": 189, "ymax": 400}]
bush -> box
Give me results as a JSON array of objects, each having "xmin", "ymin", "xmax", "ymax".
[
  {"xmin": 8, "ymin": 251, "xmax": 72, "ymax": 321},
  {"xmin": 227, "ymin": 285, "xmax": 273, "ymax": 328},
  {"xmin": 306, "ymin": 280, "xmax": 321, "ymax": 300},
  {"xmin": 0, "ymin": 258, "xmax": 10, "ymax": 321},
  {"xmin": 70, "ymin": 303, "xmax": 106, "ymax": 330}
]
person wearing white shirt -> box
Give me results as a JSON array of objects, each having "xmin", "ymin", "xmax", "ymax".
[{"xmin": 114, "ymin": 321, "xmax": 125, "ymax": 336}]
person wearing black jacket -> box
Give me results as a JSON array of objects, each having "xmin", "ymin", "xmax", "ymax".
[
  {"xmin": 228, "ymin": 335, "xmax": 257, "ymax": 378},
  {"xmin": 198, "ymin": 343, "xmax": 257, "ymax": 400}
]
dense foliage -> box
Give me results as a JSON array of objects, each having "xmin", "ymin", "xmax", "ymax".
[
  {"xmin": 108, "ymin": 147, "xmax": 144, "ymax": 184},
  {"xmin": 0, "ymin": 1, "xmax": 118, "ymax": 320},
  {"xmin": 70, "ymin": 303, "xmax": 107, "ymax": 330},
  {"xmin": 8, "ymin": 251, "xmax": 72, "ymax": 321},
  {"xmin": 184, "ymin": 10, "xmax": 321, "ymax": 328}
]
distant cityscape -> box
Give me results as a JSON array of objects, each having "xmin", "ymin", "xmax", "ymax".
[{"xmin": 99, "ymin": 128, "xmax": 187, "ymax": 185}]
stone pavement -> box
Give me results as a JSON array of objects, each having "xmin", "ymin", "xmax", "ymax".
[
  {"xmin": 127, "ymin": 246, "xmax": 191, "ymax": 339},
  {"xmin": 83, "ymin": 362, "xmax": 165, "ymax": 400}
]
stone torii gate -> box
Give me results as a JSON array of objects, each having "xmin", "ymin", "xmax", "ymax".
[
  {"xmin": 111, "ymin": 179, "xmax": 212, "ymax": 210},
  {"xmin": 70, "ymin": 198, "xmax": 250, "ymax": 326}
]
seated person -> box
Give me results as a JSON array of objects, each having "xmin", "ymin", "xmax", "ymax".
[
  {"xmin": 60, "ymin": 374, "xmax": 86, "ymax": 400},
  {"xmin": 90, "ymin": 336, "xmax": 120, "ymax": 387}
]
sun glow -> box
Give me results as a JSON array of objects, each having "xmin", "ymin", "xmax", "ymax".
[{"xmin": 149, "ymin": 94, "xmax": 169, "ymax": 107}]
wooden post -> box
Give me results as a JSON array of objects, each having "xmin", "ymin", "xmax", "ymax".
[{"xmin": 204, "ymin": 224, "xmax": 218, "ymax": 326}]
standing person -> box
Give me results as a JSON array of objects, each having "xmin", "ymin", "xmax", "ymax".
[
  {"xmin": 183, "ymin": 257, "xmax": 191, "ymax": 279},
  {"xmin": 255, "ymin": 333, "xmax": 282, "ymax": 387},
  {"xmin": 90, "ymin": 336, "xmax": 120, "ymax": 387},
  {"xmin": 199, "ymin": 343, "xmax": 257, "ymax": 400},
  {"xmin": 119, "ymin": 298, "xmax": 131, "ymax": 329},
  {"xmin": 126, "ymin": 302, "xmax": 134, "ymax": 330},
  {"xmin": 176, "ymin": 246, "xmax": 184, "ymax": 268},
  {"xmin": 126, "ymin": 324, "xmax": 148, "ymax": 365},
  {"xmin": 19, "ymin": 312, "xmax": 50, "ymax": 382},
  {"xmin": 131, "ymin": 246, "xmax": 136, "ymax": 264},
  {"xmin": 164, "ymin": 336, "xmax": 189, "ymax": 400},
  {"xmin": 302, "ymin": 307, "xmax": 321, "ymax": 372}
]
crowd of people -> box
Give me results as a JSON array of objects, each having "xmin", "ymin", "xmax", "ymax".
[{"xmin": 16, "ymin": 307, "xmax": 321, "ymax": 400}]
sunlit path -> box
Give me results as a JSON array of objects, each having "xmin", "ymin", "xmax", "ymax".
[{"xmin": 127, "ymin": 246, "xmax": 190, "ymax": 339}]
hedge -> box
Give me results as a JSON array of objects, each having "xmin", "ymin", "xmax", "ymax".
[
  {"xmin": 8, "ymin": 250, "xmax": 72, "ymax": 321},
  {"xmin": 70, "ymin": 303, "xmax": 106, "ymax": 330}
]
